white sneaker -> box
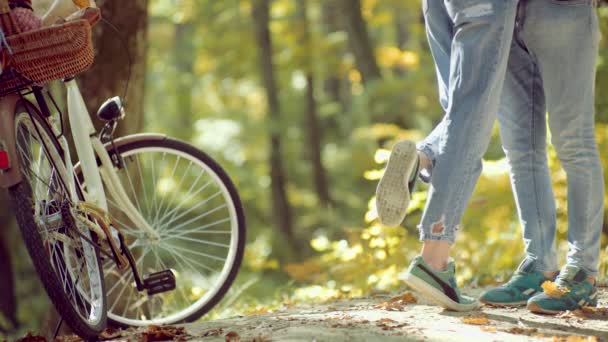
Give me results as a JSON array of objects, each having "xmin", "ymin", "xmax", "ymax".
[{"xmin": 375, "ymin": 140, "xmax": 418, "ymax": 227}]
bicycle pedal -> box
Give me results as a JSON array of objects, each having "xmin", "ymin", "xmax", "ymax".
[{"xmin": 143, "ymin": 270, "xmax": 176, "ymax": 296}]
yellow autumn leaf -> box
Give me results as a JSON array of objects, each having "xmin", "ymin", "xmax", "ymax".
[
  {"xmin": 246, "ymin": 307, "xmax": 271, "ymax": 315},
  {"xmin": 462, "ymin": 316, "xmax": 491, "ymax": 325},
  {"xmin": 541, "ymin": 280, "xmax": 570, "ymax": 298},
  {"xmin": 374, "ymin": 292, "xmax": 417, "ymax": 310},
  {"xmin": 72, "ymin": 0, "xmax": 90, "ymax": 8}
]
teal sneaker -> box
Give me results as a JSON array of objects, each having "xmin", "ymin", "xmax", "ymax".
[
  {"xmin": 375, "ymin": 140, "xmax": 419, "ymax": 227},
  {"xmin": 480, "ymin": 258, "xmax": 553, "ymax": 306},
  {"xmin": 403, "ymin": 256, "xmax": 480, "ymax": 311},
  {"xmin": 527, "ymin": 265, "xmax": 598, "ymax": 314}
]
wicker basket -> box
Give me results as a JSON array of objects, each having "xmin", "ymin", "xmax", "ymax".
[{"xmin": 0, "ymin": 0, "xmax": 94, "ymax": 96}]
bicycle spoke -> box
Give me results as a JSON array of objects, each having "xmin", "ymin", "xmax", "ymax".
[
  {"xmin": 160, "ymin": 235, "xmax": 230, "ymax": 249},
  {"xmin": 109, "ymin": 272, "xmax": 134, "ymax": 313},
  {"xmin": 149, "ymin": 152, "xmax": 160, "ymax": 223},
  {"xmin": 163, "ymin": 243, "xmax": 225, "ymax": 264},
  {"xmin": 157, "ymin": 243, "xmax": 218, "ymax": 277},
  {"xmin": 156, "ymin": 171, "xmax": 206, "ymax": 226},
  {"xmin": 158, "ymin": 193, "xmax": 225, "ymax": 233},
  {"xmin": 135, "ymin": 155, "xmax": 150, "ymax": 218},
  {"xmin": 162, "ymin": 217, "xmax": 232, "ymax": 240},
  {"xmin": 155, "ymin": 158, "xmax": 192, "ymax": 224},
  {"xmin": 150, "ymin": 152, "xmax": 167, "ymax": 225},
  {"xmin": 160, "ymin": 203, "xmax": 229, "ymax": 235},
  {"xmin": 121, "ymin": 158, "xmax": 144, "ymax": 215}
]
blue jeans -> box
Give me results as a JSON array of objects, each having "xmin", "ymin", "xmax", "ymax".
[
  {"xmin": 421, "ymin": 0, "xmax": 603, "ymax": 277},
  {"xmin": 417, "ymin": 0, "xmax": 520, "ymax": 243}
]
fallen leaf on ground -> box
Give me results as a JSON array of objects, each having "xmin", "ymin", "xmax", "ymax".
[
  {"xmin": 16, "ymin": 333, "xmax": 46, "ymax": 342},
  {"xmin": 201, "ymin": 328, "xmax": 224, "ymax": 337},
  {"xmin": 547, "ymin": 335, "xmax": 599, "ymax": 342},
  {"xmin": 98, "ymin": 327, "xmax": 122, "ymax": 340},
  {"xmin": 542, "ymin": 281, "xmax": 570, "ymax": 298},
  {"xmin": 54, "ymin": 335, "xmax": 82, "ymax": 342},
  {"xmin": 247, "ymin": 307, "xmax": 271, "ymax": 315},
  {"xmin": 462, "ymin": 316, "xmax": 490, "ymax": 325},
  {"xmin": 581, "ymin": 306, "xmax": 608, "ymax": 318},
  {"xmin": 140, "ymin": 325, "xmax": 190, "ymax": 342},
  {"xmin": 225, "ymin": 331, "xmax": 240, "ymax": 342},
  {"xmin": 377, "ymin": 318, "xmax": 397, "ymax": 324},
  {"xmin": 508, "ymin": 327, "xmax": 538, "ymax": 335},
  {"xmin": 556, "ymin": 310, "xmax": 586, "ymax": 321},
  {"xmin": 374, "ymin": 292, "xmax": 417, "ymax": 311},
  {"xmin": 481, "ymin": 327, "xmax": 497, "ymax": 333}
]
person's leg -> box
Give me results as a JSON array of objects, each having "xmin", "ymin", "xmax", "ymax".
[
  {"xmin": 417, "ymin": 0, "xmax": 518, "ymax": 254},
  {"xmin": 404, "ymin": 0, "xmax": 519, "ymax": 311},
  {"xmin": 417, "ymin": 0, "xmax": 453, "ymax": 179},
  {"xmin": 375, "ymin": 0, "xmax": 452, "ymax": 227},
  {"xmin": 520, "ymin": 0, "xmax": 603, "ymax": 313},
  {"xmin": 480, "ymin": 34, "xmax": 560, "ymax": 306},
  {"xmin": 497, "ymin": 40, "xmax": 559, "ymax": 276}
]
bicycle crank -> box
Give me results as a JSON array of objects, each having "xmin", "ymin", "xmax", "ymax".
[
  {"xmin": 75, "ymin": 201, "xmax": 176, "ymax": 296},
  {"xmin": 74, "ymin": 201, "xmax": 129, "ymax": 269}
]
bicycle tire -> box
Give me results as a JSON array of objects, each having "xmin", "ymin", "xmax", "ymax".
[
  {"xmin": 9, "ymin": 101, "xmax": 107, "ymax": 339},
  {"xmin": 87, "ymin": 136, "xmax": 246, "ymax": 326}
]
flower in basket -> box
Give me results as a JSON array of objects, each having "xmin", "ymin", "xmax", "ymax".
[{"xmin": 9, "ymin": 0, "xmax": 42, "ymax": 32}]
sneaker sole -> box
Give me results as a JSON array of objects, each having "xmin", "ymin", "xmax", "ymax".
[
  {"xmin": 479, "ymin": 298, "xmax": 527, "ymax": 307},
  {"xmin": 527, "ymin": 301, "xmax": 561, "ymax": 315},
  {"xmin": 403, "ymin": 272, "xmax": 480, "ymax": 312},
  {"xmin": 375, "ymin": 141, "xmax": 418, "ymax": 227}
]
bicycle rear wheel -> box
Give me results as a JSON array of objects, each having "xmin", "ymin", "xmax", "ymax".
[
  {"xmin": 9, "ymin": 102, "xmax": 107, "ymax": 339},
  {"xmin": 94, "ymin": 137, "xmax": 245, "ymax": 326}
]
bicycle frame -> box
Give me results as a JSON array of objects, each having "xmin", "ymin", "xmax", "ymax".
[
  {"xmin": 0, "ymin": 80, "xmax": 158, "ymax": 240},
  {"xmin": 66, "ymin": 79, "xmax": 159, "ymax": 239}
]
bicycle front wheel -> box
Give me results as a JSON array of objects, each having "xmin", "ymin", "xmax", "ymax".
[{"xmin": 97, "ymin": 136, "xmax": 245, "ymax": 326}]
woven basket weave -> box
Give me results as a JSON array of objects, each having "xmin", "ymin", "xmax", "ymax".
[{"xmin": 0, "ymin": 0, "xmax": 94, "ymax": 96}]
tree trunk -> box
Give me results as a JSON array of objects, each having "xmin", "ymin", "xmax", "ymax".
[
  {"xmin": 321, "ymin": 1, "xmax": 343, "ymax": 105},
  {"xmin": 252, "ymin": 0, "xmax": 299, "ymax": 259},
  {"xmin": 296, "ymin": 0, "xmax": 331, "ymax": 207},
  {"xmin": 338, "ymin": 0, "xmax": 381, "ymax": 84},
  {"xmin": 78, "ymin": 0, "xmax": 148, "ymax": 137},
  {"xmin": 172, "ymin": 23, "xmax": 194, "ymax": 138}
]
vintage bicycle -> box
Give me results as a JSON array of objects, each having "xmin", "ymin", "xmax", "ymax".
[{"xmin": 0, "ymin": 1, "xmax": 245, "ymax": 339}]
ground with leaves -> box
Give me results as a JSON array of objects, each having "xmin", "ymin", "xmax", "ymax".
[{"xmin": 22, "ymin": 287, "xmax": 606, "ymax": 342}]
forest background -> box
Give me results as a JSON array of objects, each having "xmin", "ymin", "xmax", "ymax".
[{"xmin": 2, "ymin": 0, "xmax": 608, "ymax": 336}]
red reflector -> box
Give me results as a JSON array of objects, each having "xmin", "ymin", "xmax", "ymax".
[{"xmin": 0, "ymin": 150, "xmax": 9, "ymax": 170}]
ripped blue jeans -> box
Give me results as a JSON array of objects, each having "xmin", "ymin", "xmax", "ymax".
[{"xmin": 416, "ymin": 0, "xmax": 519, "ymax": 243}]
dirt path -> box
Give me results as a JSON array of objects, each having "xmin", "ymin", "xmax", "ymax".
[
  {"xmin": 88, "ymin": 288, "xmax": 608, "ymax": 341},
  {"xmin": 181, "ymin": 288, "xmax": 608, "ymax": 342}
]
